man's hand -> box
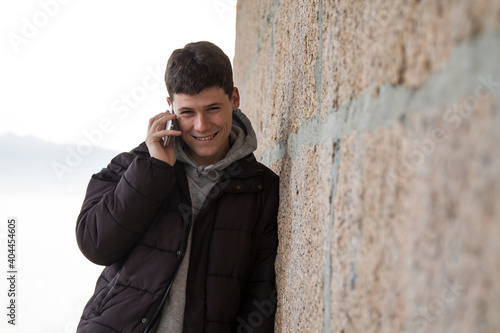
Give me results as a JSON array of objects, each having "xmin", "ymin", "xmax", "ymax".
[{"xmin": 145, "ymin": 111, "xmax": 182, "ymax": 166}]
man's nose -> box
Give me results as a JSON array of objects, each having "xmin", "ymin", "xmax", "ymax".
[{"xmin": 194, "ymin": 113, "xmax": 210, "ymax": 132}]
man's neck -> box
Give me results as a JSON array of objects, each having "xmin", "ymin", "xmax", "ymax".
[{"xmin": 188, "ymin": 141, "xmax": 230, "ymax": 166}]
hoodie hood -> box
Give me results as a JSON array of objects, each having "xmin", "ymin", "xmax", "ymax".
[{"xmin": 174, "ymin": 108, "xmax": 257, "ymax": 180}]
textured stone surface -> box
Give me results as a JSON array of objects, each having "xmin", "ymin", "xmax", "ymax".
[
  {"xmin": 328, "ymin": 97, "xmax": 500, "ymax": 333},
  {"xmin": 235, "ymin": 0, "xmax": 321, "ymax": 158},
  {"xmin": 233, "ymin": 0, "xmax": 500, "ymax": 332},
  {"xmin": 273, "ymin": 142, "xmax": 335, "ymax": 331},
  {"xmin": 235, "ymin": 0, "xmax": 500, "ymax": 152}
]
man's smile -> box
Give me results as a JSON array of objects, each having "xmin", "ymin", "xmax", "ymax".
[{"xmin": 193, "ymin": 132, "xmax": 219, "ymax": 141}]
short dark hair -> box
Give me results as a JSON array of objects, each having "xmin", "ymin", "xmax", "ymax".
[{"xmin": 165, "ymin": 41, "xmax": 234, "ymax": 101}]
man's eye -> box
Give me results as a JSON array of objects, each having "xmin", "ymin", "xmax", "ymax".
[
  {"xmin": 180, "ymin": 111, "xmax": 194, "ymax": 115},
  {"xmin": 208, "ymin": 107, "xmax": 220, "ymax": 111}
]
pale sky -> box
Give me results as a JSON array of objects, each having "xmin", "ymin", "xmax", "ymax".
[{"xmin": 1, "ymin": 0, "xmax": 237, "ymax": 152}]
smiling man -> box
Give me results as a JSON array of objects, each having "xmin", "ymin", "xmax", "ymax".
[
  {"xmin": 75, "ymin": 41, "xmax": 279, "ymax": 333},
  {"xmin": 173, "ymin": 86, "xmax": 237, "ymax": 165}
]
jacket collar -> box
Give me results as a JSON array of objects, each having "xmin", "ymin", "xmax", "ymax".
[
  {"xmin": 131, "ymin": 142, "xmax": 262, "ymax": 179},
  {"xmin": 131, "ymin": 142, "xmax": 263, "ymax": 200}
]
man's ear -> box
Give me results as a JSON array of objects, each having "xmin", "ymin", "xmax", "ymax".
[
  {"xmin": 167, "ymin": 96, "xmax": 172, "ymax": 107},
  {"xmin": 231, "ymin": 87, "xmax": 240, "ymax": 109}
]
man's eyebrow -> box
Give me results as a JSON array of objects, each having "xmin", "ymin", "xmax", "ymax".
[
  {"xmin": 176, "ymin": 106, "xmax": 193, "ymax": 112},
  {"xmin": 176, "ymin": 102, "xmax": 223, "ymax": 111},
  {"xmin": 205, "ymin": 102, "xmax": 224, "ymax": 108}
]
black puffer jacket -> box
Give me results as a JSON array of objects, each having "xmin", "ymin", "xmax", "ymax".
[{"xmin": 76, "ymin": 143, "xmax": 279, "ymax": 333}]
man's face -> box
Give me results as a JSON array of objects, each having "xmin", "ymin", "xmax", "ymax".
[{"xmin": 170, "ymin": 86, "xmax": 240, "ymax": 166}]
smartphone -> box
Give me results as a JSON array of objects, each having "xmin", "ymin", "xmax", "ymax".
[{"xmin": 163, "ymin": 103, "xmax": 174, "ymax": 147}]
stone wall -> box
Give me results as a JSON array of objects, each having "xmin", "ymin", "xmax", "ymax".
[{"xmin": 233, "ymin": 1, "xmax": 500, "ymax": 332}]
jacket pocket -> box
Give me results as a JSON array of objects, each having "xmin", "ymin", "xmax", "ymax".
[
  {"xmin": 85, "ymin": 271, "xmax": 125, "ymax": 319},
  {"xmin": 97, "ymin": 273, "xmax": 127, "ymax": 314},
  {"xmin": 82, "ymin": 275, "xmax": 108, "ymax": 320}
]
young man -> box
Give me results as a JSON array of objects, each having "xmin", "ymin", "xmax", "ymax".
[{"xmin": 75, "ymin": 41, "xmax": 279, "ymax": 332}]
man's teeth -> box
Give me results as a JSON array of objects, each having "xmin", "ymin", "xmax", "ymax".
[{"xmin": 196, "ymin": 134, "xmax": 215, "ymax": 141}]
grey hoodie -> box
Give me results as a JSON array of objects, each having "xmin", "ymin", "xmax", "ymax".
[{"xmin": 155, "ymin": 109, "xmax": 258, "ymax": 332}]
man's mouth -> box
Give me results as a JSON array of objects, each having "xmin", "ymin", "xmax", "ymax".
[{"xmin": 193, "ymin": 132, "xmax": 218, "ymax": 141}]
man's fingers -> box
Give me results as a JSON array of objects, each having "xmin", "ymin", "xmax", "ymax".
[
  {"xmin": 148, "ymin": 112, "xmax": 165, "ymax": 128},
  {"xmin": 148, "ymin": 112, "xmax": 176, "ymax": 131},
  {"xmin": 145, "ymin": 111, "xmax": 178, "ymax": 166},
  {"xmin": 148, "ymin": 129, "xmax": 182, "ymax": 143},
  {"xmin": 155, "ymin": 129, "xmax": 182, "ymax": 138}
]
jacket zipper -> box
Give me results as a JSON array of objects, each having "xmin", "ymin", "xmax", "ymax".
[{"xmin": 144, "ymin": 214, "xmax": 193, "ymax": 332}]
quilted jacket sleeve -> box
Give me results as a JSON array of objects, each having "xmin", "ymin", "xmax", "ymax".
[
  {"xmin": 76, "ymin": 152, "xmax": 177, "ymax": 266},
  {"xmin": 236, "ymin": 169, "xmax": 279, "ymax": 332}
]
